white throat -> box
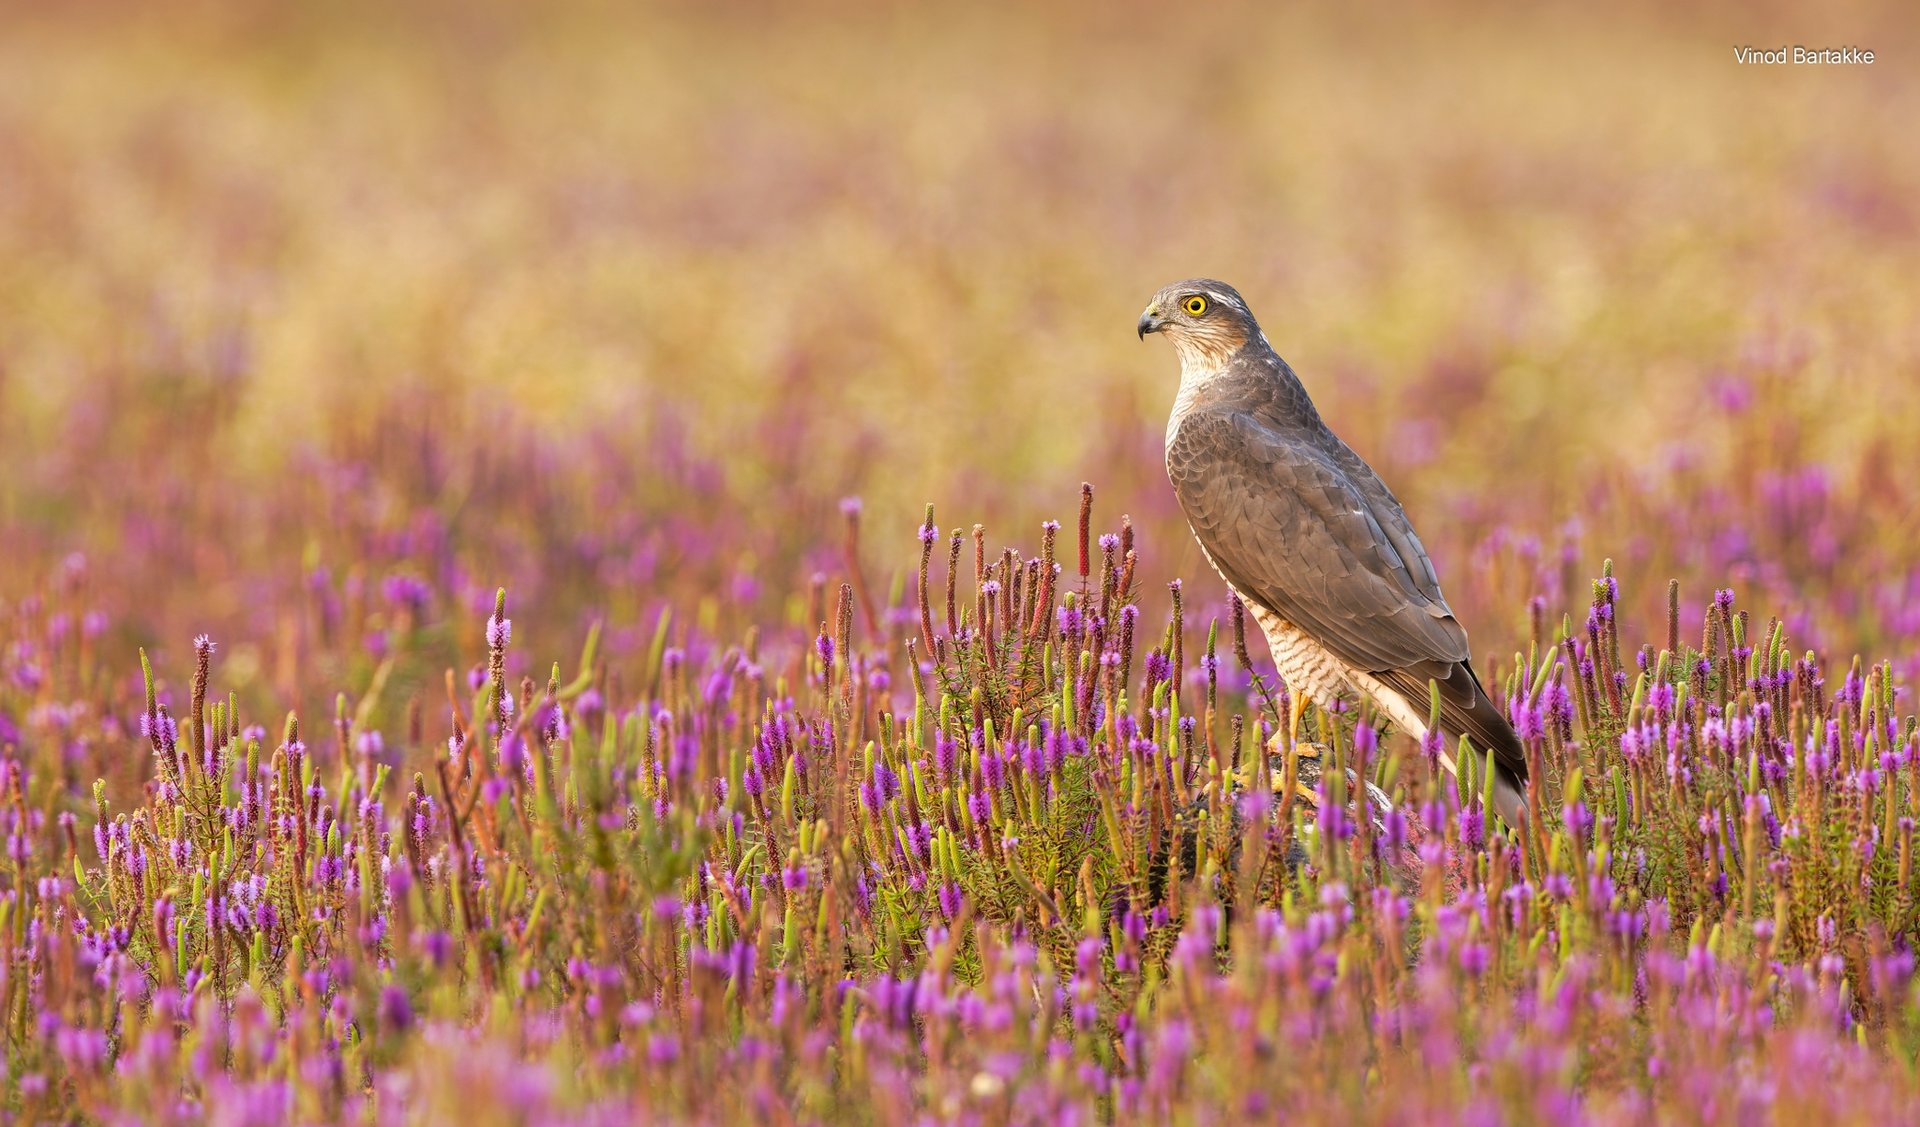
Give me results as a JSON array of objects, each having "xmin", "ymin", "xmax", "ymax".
[{"xmin": 1166, "ymin": 339, "xmax": 1236, "ymax": 443}]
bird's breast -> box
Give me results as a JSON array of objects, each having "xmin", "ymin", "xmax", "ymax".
[{"xmin": 1163, "ymin": 368, "xmax": 1223, "ymax": 452}]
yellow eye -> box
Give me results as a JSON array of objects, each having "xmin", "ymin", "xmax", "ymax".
[{"xmin": 1183, "ymin": 295, "xmax": 1209, "ymax": 316}]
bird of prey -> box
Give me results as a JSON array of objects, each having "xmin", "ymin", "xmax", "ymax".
[{"xmin": 1138, "ymin": 279, "xmax": 1529, "ymax": 827}]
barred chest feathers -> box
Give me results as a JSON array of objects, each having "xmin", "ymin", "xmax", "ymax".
[{"xmin": 1182, "ymin": 525, "xmax": 1439, "ymax": 758}]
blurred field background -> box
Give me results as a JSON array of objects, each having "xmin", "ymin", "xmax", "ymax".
[
  {"xmin": 4, "ymin": 2, "xmax": 1920, "ymax": 1121},
  {"xmin": 5, "ymin": 0, "xmax": 1919, "ymax": 703}
]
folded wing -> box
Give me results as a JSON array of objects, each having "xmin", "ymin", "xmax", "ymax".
[{"xmin": 1167, "ymin": 408, "xmax": 1527, "ymax": 783}]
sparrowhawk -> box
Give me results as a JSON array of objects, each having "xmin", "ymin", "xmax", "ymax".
[{"xmin": 1139, "ymin": 279, "xmax": 1529, "ymax": 827}]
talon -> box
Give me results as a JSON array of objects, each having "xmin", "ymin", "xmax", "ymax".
[{"xmin": 1265, "ymin": 733, "xmax": 1323, "ymax": 760}]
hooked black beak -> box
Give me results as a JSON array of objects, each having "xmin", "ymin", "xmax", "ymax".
[{"xmin": 1137, "ymin": 304, "xmax": 1164, "ymax": 340}]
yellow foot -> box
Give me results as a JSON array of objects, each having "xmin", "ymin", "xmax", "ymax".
[
  {"xmin": 1230, "ymin": 763, "xmax": 1321, "ymax": 808},
  {"xmin": 1242, "ymin": 739, "xmax": 1328, "ymax": 797},
  {"xmin": 1263, "ymin": 731, "xmax": 1322, "ymax": 760}
]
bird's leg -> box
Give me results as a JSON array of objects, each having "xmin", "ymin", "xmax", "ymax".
[
  {"xmin": 1286, "ymin": 694, "xmax": 1325, "ymax": 765},
  {"xmin": 1289, "ymin": 690, "xmax": 1308, "ymax": 750},
  {"xmin": 1262, "ymin": 694, "xmax": 1322, "ymax": 807}
]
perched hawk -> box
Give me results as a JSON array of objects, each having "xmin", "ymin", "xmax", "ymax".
[{"xmin": 1139, "ymin": 279, "xmax": 1529, "ymax": 827}]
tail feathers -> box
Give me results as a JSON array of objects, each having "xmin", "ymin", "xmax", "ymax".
[{"xmin": 1381, "ymin": 659, "xmax": 1532, "ymax": 831}]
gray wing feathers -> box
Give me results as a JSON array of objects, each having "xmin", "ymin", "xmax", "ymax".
[
  {"xmin": 1168, "ymin": 410, "xmax": 1468, "ymax": 672},
  {"xmin": 1169, "ymin": 408, "xmax": 1529, "ymax": 782}
]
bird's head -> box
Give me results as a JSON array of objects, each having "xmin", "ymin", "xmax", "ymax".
[{"xmin": 1136, "ymin": 279, "xmax": 1260, "ymax": 366}]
